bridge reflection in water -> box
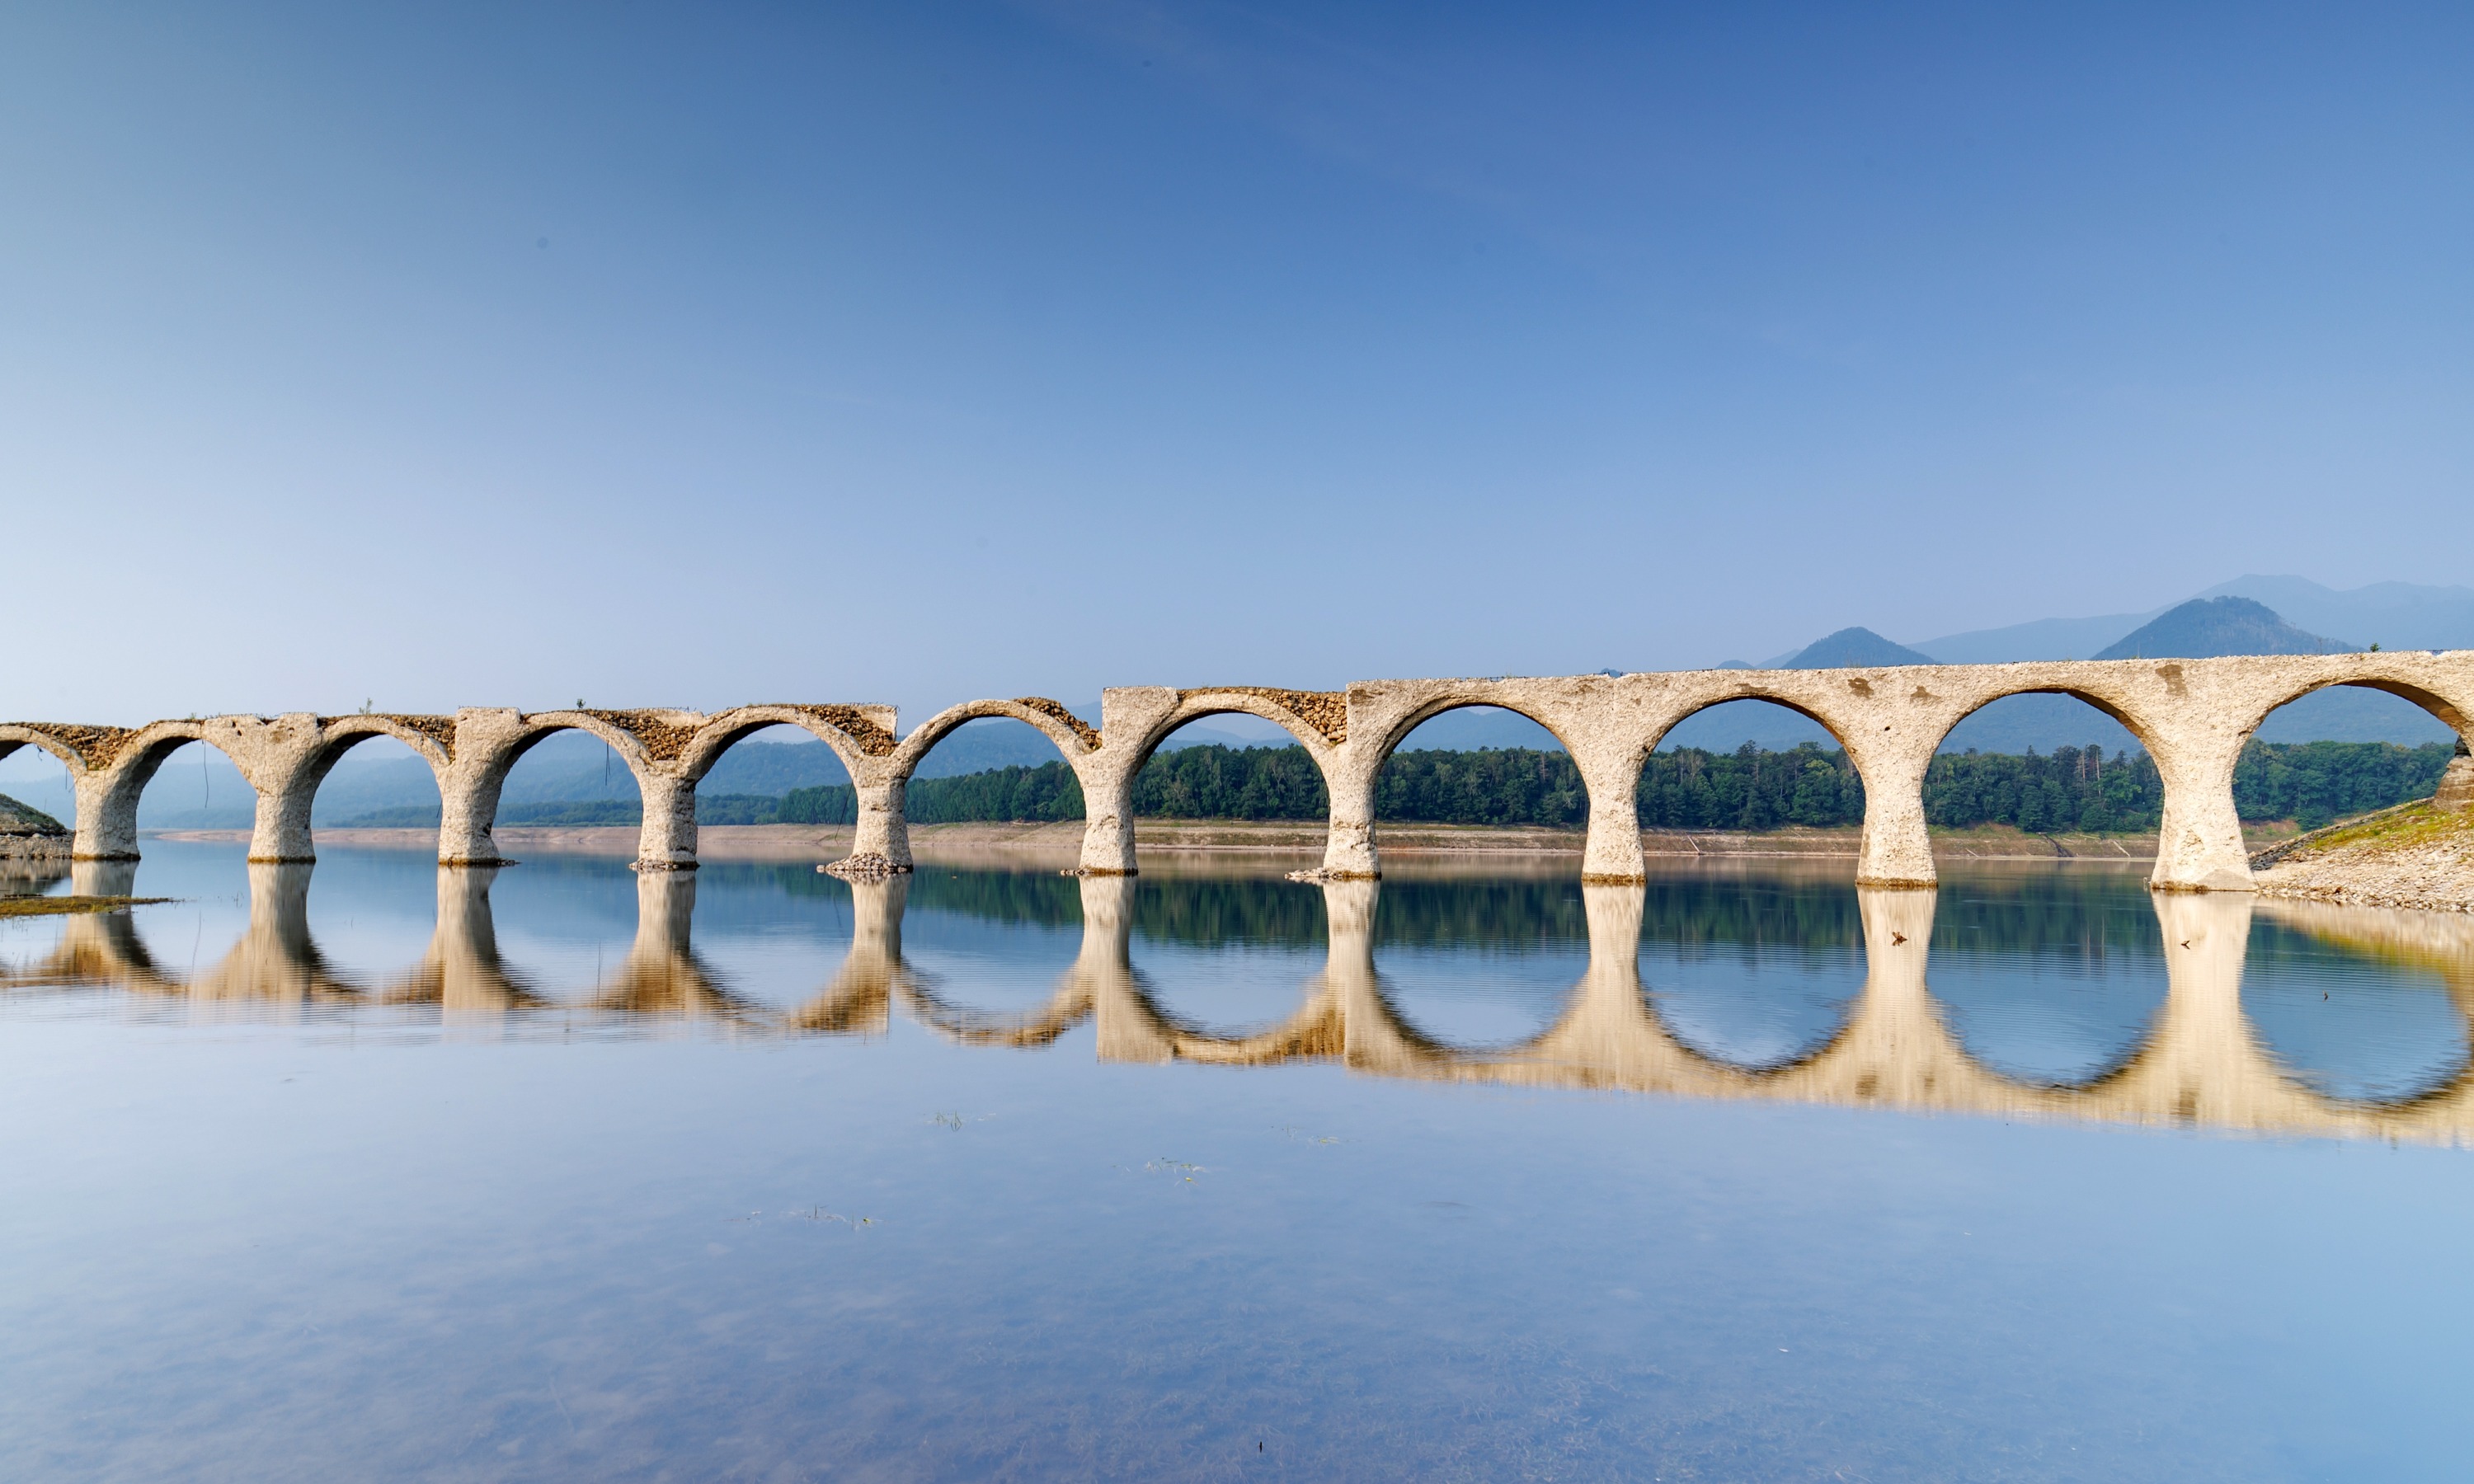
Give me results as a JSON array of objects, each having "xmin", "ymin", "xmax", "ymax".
[{"xmin": 12, "ymin": 859, "xmax": 2474, "ymax": 1144}]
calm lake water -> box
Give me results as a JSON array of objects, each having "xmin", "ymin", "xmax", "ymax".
[{"xmin": 6, "ymin": 839, "xmax": 2474, "ymax": 1482}]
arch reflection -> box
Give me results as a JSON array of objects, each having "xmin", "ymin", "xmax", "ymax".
[{"xmin": 16, "ymin": 854, "xmax": 2474, "ymax": 1144}]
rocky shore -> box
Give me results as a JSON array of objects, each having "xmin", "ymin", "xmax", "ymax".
[
  {"xmin": 0, "ymin": 791, "xmax": 69, "ymax": 865},
  {"xmin": 2252, "ymin": 801, "xmax": 2474, "ymax": 914}
]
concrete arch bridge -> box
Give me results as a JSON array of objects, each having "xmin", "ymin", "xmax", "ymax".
[{"xmin": 6, "ymin": 651, "xmax": 2471, "ymax": 891}]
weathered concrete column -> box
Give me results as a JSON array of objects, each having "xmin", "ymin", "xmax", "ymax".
[
  {"xmin": 1072, "ymin": 757, "xmax": 1142, "ymax": 875},
  {"xmin": 848, "ymin": 758, "xmax": 913, "ymax": 870},
  {"xmin": 2150, "ymin": 734, "xmax": 2255, "ymax": 893},
  {"xmin": 189, "ymin": 713, "xmax": 334, "ymax": 864},
  {"xmin": 634, "ymin": 770, "xmax": 699, "ymax": 871},
  {"xmin": 1066, "ymin": 688, "xmax": 1182, "ymax": 876},
  {"xmin": 1574, "ymin": 748, "xmax": 1648, "ymax": 883},
  {"xmin": 2435, "ymin": 740, "xmax": 2474, "ymax": 812},
  {"xmin": 1318, "ymin": 749, "xmax": 1381, "ymax": 879},
  {"xmin": 1849, "ymin": 739, "xmax": 1937, "ymax": 889},
  {"xmin": 72, "ymin": 768, "xmax": 143, "ymax": 861},
  {"xmin": 437, "ymin": 708, "xmax": 528, "ymax": 866}
]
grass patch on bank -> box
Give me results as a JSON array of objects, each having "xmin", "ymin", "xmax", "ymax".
[
  {"xmin": 0, "ymin": 895, "xmax": 171, "ymax": 918},
  {"xmin": 2279, "ymin": 802, "xmax": 2474, "ymax": 862}
]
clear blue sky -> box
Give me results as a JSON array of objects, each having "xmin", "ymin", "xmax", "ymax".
[{"xmin": 5, "ymin": 2, "xmax": 2467, "ymax": 726}]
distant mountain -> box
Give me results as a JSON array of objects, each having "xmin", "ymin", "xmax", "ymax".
[
  {"xmin": 2093, "ymin": 596, "xmax": 2351, "ymax": 660},
  {"xmin": 2197, "ymin": 575, "xmax": 2474, "ymax": 651},
  {"xmin": 1911, "ymin": 612, "xmax": 2155, "ymax": 664},
  {"xmin": 1785, "ymin": 627, "xmax": 1936, "ymax": 669}
]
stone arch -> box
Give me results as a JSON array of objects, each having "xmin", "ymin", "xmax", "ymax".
[
  {"xmin": 1907, "ymin": 682, "xmax": 2171, "ymax": 844},
  {"xmin": 443, "ymin": 711, "xmax": 670, "ymax": 868},
  {"xmin": 838, "ymin": 697, "xmax": 1099, "ymax": 850},
  {"xmin": 892, "ymin": 697, "xmax": 1098, "ymax": 777},
  {"xmin": 1643, "ymin": 690, "xmax": 1869, "ymax": 814},
  {"xmin": 1073, "ymin": 689, "xmax": 1350, "ymax": 877},
  {"xmin": 680, "ymin": 703, "xmax": 897, "ymax": 786},
  {"xmin": 2231, "ymin": 674, "xmax": 2472, "ymax": 813},
  {"xmin": 0, "ymin": 722, "xmax": 115, "ymax": 775},
  {"xmin": 1649, "ymin": 687, "xmax": 1861, "ymax": 757},
  {"xmin": 74, "ymin": 721, "xmax": 252, "ymax": 861},
  {"xmin": 1124, "ymin": 688, "xmax": 1345, "ymax": 772},
  {"xmin": 281, "ymin": 716, "xmax": 456, "ymax": 838},
  {"xmin": 1925, "ymin": 681, "xmax": 2166, "ymax": 757},
  {"xmin": 2235, "ymin": 672, "xmax": 2472, "ymax": 745},
  {"xmin": 1371, "ymin": 695, "xmax": 1580, "ymax": 764}
]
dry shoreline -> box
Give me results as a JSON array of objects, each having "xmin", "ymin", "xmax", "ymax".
[
  {"xmin": 2252, "ymin": 804, "xmax": 2474, "ymax": 913},
  {"xmin": 140, "ymin": 819, "xmax": 2248, "ymax": 870}
]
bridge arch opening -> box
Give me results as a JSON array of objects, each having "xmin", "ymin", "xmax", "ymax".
[
  {"xmin": 1644, "ymin": 697, "xmax": 1863, "ymax": 834},
  {"xmin": 125, "ymin": 735, "xmax": 256, "ymax": 834},
  {"xmin": 885, "ymin": 715, "xmax": 1085, "ymax": 832},
  {"xmin": 680, "ymin": 721, "xmax": 863, "ymax": 828},
  {"xmin": 491, "ymin": 724, "xmax": 652, "ymax": 831},
  {"xmin": 2241, "ymin": 680, "xmax": 2467, "ymax": 833},
  {"xmin": 1376, "ymin": 703, "xmax": 1582, "ymax": 838},
  {"xmin": 301, "ymin": 733, "xmax": 444, "ymax": 832},
  {"xmin": 1122, "ymin": 709, "xmax": 1332, "ymax": 864},
  {"xmin": 1925, "ymin": 690, "xmax": 2162, "ymax": 841},
  {"xmin": 1637, "ymin": 871, "xmax": 1866, "ymax": 1073}
]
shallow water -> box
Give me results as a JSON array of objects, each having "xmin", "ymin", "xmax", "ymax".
[{"xmin": 5, "ymin": 841, "xmax": 2474, "ymax": 1481}]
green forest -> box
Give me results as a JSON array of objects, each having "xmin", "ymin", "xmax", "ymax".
[{"xmin": 763, "ymin": 739, "xmax": 2455, "ymax": 834}]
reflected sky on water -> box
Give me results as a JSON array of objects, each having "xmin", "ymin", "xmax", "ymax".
[{"xmin": 7, "ymin": 841, "xmax": 2474, "ymax": 1481}]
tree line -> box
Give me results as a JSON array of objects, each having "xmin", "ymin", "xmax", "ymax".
[{"xmin": 765, "ymin": 739, "xmax": 2456, "ymax": 834}]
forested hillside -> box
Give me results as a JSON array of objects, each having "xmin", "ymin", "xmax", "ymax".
[{"xmin": 765, "ymin": 740, "xmax": 2456, "ymax": 834}]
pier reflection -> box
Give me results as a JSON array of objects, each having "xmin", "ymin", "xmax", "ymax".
[{"xmin": 11, "ymin": 857, "xmax": 2474, "ymax": 1142}]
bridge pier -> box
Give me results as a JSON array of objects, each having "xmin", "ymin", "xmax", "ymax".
[
  {"xmin": 2149, "ymin": 735, "xmax": 2255, "ymax": 893},
  {"xmin": 1851, "ymin": 743, "xmax": 1937, "ymax": 889},
  {"xmin": 1319, "ymin": 755, "xmax": 1381, "ymax": 879},
  {"xmin": 1072, "ymin": 763, "xmax": 1140, "ymax": 875},
  {"xmin": 71, "ymin": 768, "xmax": 144, "ymax": 861},
  {"xmin": 848, "ymin": 768, "xmax": 913, "ymax": 870},
  {"xmin": 1576, "ymin": 751, "xmax": 1648, "ymax": 882},
  {"xmin": 633, "ymin": 770, "xmax": 700, "ymax": 871}
]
